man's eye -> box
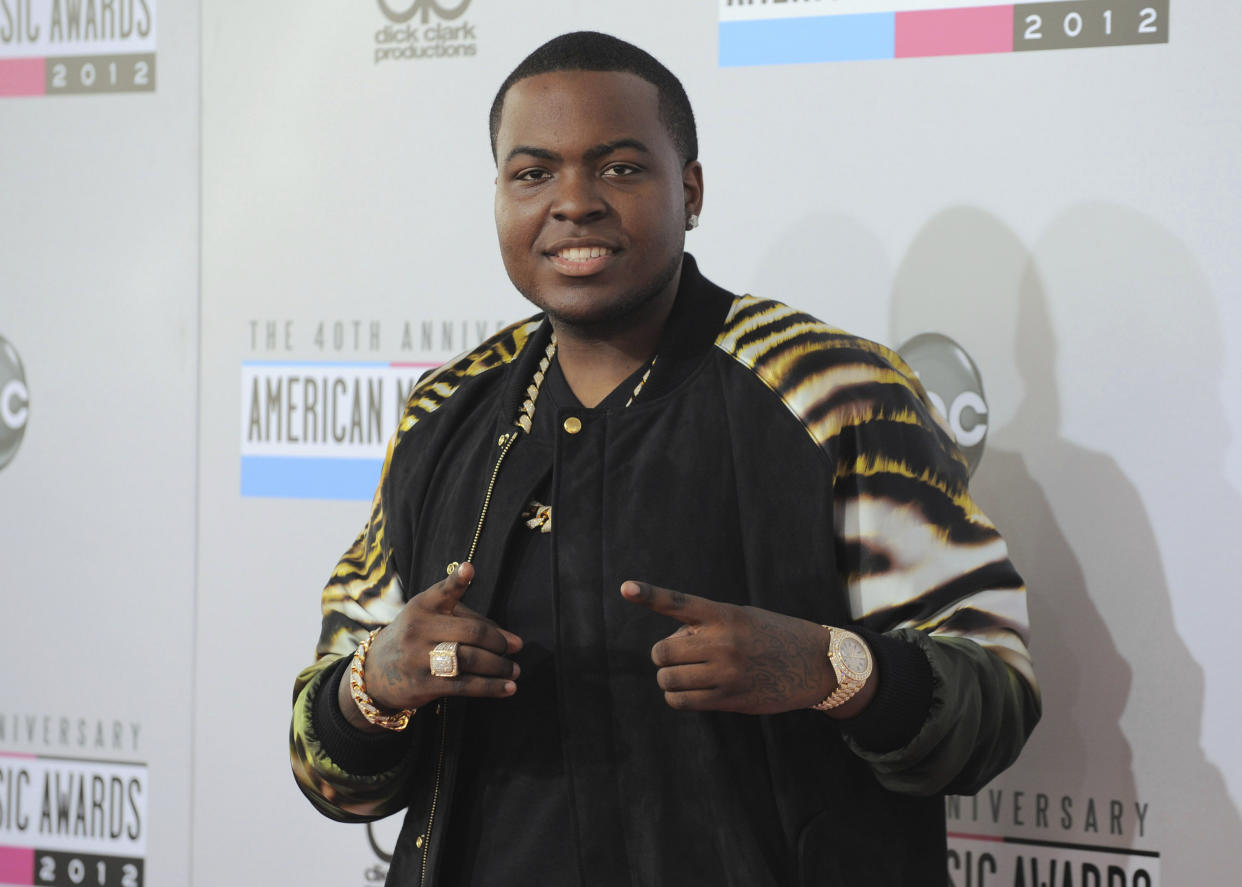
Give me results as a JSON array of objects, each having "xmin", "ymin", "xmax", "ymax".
[
  {"xmin": 516, "ymin": 169, "xmax": 550, "ymax": 182},
  {"xmin": 603, "ymin": 164, "xmax": 640, "ymax": 177}
]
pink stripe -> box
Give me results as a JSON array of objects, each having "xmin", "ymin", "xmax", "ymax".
[
  {"xmin": 0, "ymin": 751, "xmax": 37, "ymax": 760},
  {"xmin": 0, "ymin": 846, "xmax": 34, "ymax": 885},
  {"xmin": 948, "ymin": 831, "xmax": 1005, "ymax": 842},
  {"xmin": 0, "ymin": 59, "xmax": 45, "ymax": 97},
  {"xmin": 895, "ymin": 5, "xmax": 1013, "ymax": 58}
]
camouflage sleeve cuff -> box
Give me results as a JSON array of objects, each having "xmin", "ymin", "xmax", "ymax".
[
  {"xmin": 841, "ymin": 630, "xmax": 1040, "ymax": 798},
  {"xmin": 312, "ymin": 655, "xmax": 413, "ymax": 776},
  {"xmin": 290, "ymin": 656, "xmax": 419, "ymax": 822},
  {"xmin": 836, "ymin": 626, "xmax": 934, "ymax": 754}
]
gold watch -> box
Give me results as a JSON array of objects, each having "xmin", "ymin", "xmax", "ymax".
[{"xmin": 812, "ymin": 627, "xmax": 873, "ymax": 711}]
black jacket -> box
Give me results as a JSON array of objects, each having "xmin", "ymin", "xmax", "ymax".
[{"xmin": 291, "ymin": 255, "xmax": 1041, "ymax": 886}]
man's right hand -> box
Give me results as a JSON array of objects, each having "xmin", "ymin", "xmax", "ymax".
[{"xmin": 337, "ymin": 562, "xmax": 522, "ymax": 732}]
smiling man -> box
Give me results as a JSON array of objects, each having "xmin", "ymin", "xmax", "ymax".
[
  {"xmin": 491, "ymin": 65, "xmax": 699, "ymax": 410},
  {"xmin": 290, "ymin": 32, "xmax": 1040, "ymax": 886}
]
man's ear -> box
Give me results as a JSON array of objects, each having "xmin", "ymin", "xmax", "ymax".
[{"xmin": 682, "ymin": 160, "xmax": 704, "ymax": 220}]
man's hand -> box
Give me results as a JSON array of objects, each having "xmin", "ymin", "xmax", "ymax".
[
  {"xmin": 338, "ymin": 563, "xmax": 522, "ymax": 731},
  {"xmin": 620, "ymin": 580, "xmax": 836, "ymax": 715}
]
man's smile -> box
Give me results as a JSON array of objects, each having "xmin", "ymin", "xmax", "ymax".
[{"xmin": 544, "ymin": 240, "xmax": 622, "ymax": 276}]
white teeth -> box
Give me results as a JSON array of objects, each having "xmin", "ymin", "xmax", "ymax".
[{"xmin": 556, "ymin": 246, "xmax": 612, "ymax": 260}]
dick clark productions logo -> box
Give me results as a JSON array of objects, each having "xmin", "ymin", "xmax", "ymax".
[
  {"xmin": 378, "ymin": 0, "xmax": 470, "ymax": 23},
  {"xmin": 0, "ymin": 336, "xmax": 29, "ymax": 471}
]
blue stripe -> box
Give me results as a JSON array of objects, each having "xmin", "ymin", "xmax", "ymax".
[
  {"xmin": 241, "ymin": 456, "xmax": 383, "ymax": 501},
  {"xmin": 719, "ymin": 14, "xmax": 896, "ymax": 66}
]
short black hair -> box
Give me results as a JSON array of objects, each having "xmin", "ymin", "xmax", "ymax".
[{"xmin": 489, "ymin": 31, "xmax": 698, "ymax": 165}]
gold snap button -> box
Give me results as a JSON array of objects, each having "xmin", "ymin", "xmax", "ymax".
[
  {"xmin": 415, "ymin": 835, "xmax": 424, "ymax": 849},
  {"xmin": 563, "ymin": 416, "xmax": 582, "ymax": 434}
]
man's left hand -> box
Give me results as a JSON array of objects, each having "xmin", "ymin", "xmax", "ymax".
[{"xmin": 620, "ymin": 580, "xmax": 835, "ymax": 715}]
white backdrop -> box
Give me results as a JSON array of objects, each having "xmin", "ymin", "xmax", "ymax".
[
  {"xmin": 0, "ymin": 2, "xmax": 197, "ymax": 885},
  {"xmin": 4, "ymin": 0, "xmax": 1241, "ymax": 884}
]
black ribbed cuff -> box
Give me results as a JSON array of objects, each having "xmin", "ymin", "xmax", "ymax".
[
  {"xmin": 835, "ymin": 627, "xmax": 934, "ymax": 753},
  {"xmin": 311, "ymin": 655, "xmax": 412, "ymax": 775}
]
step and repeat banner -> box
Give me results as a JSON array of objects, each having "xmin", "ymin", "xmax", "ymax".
[
  {"xmin": 0, "ymin": 1, "xmax": 195, "ymax": 885},
  {"xmin": 5, "ymin": 0, "xmax": 1242, "ymax": 884}
]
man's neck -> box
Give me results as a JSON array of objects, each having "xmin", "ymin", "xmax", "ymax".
[{"xmin": 549, "ymin": 274, "xmax": 681, "ymax": 409}]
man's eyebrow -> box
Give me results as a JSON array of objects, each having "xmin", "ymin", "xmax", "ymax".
[
  {"xmin": 584, "ymin": 138, "xmax": 651, "ymax": 162},
  {"xmin": 503, "ymin": 138, "xmax": 652, "ymax": 165},
  {"xmin": 504, "ymin": 145, "xmax": 560, "ymax": 164}
]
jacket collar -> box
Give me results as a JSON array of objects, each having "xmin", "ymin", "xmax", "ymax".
[
  {"xmin": 494, "ymin": 252, "xmax": 736, "ymax": 429},
  {"xmin": 641, "ymin": 253, "xmax": 735, "ymax": 402}
]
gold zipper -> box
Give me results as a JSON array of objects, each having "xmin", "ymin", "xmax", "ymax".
[
  {"xmin": 468, "ymin": 432, "xmax": 518, "ymax": 562},
  {"xmin": 423, "ymin": 431, "xmax": 518, "ymax": 882},
  {"xmin": 419, "ymin": 702, "xmax": 449, "ymax": 886},
  {"xmin": 446, "ymin": 431, "xmax": 519, "ymax": 576}
]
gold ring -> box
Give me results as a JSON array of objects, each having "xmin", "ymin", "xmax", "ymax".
[{"xmin": 429, "ymin": 641, "xmax": 460, "ymax": 678}]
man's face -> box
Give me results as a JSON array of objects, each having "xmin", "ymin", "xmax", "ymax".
[{"xmin": 493, "ymin": 70, "xmax": 703, "ymax": 331}]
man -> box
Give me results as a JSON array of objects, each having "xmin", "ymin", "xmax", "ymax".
[{"xmin": 291, "ymin": 32, "xmax": 1039, "ymax": 886}]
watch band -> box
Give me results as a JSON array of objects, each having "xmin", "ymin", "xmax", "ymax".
[{"xmin": 811, "ymin": 626, "xmax": 873, "ymax": 712}]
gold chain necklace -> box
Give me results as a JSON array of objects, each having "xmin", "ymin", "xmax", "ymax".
[
  {"xmin": 516, "ymin": 335, "xmax": 558, "ymax": 434},
  {"xmin": 517, "ymin": 335, "xmax": 657, "ymax": 431},
  {"xmin": 450, "ymin": 333, "xmax": 658, "ymax": 566},
  {"xmin": 516, "ymin": 335, "xmax": 657, "ymax": 534}
]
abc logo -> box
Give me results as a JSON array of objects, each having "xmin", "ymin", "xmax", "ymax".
[
  {"xmin": 897, "ymin": 333, "xmax": 988, "ymax": 475},
  {"xmin": 377, "ymin": 0, "xmax": 470, "ymax": 24},
  {"xmin": 0, "ymin": 336, "xmax": 28, "ymax": 471}
]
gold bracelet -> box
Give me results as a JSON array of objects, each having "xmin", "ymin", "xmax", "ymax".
[{"xmin": 348, "ymin": 628, "xmax": 415, "ymax": 731}]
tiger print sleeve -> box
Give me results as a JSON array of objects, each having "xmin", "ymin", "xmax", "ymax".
[
  {"xmin": 288, "ymin": 427, "xmax": 421, "ymax": 822},
  {"xmin": 717, "ymin": 296, "xmax": 1040, "ymax": 796},
  {"xmin": 289, "ymin": 319, "xmax": 541, "ymax": 821},
  {"xmin": 829, "ymin": 339, "xmax": 1041, "ymax": 795}
]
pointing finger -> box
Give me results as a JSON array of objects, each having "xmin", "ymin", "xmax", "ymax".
[
  {"xmin": 421, "ymin": 562, "xmax": 475, "ymax": 613},
  {"xmin": 414, "ymin": 565, "xmax": 524, "ymax": 653},
  {"xmin": 620, "ymin": 580, "xmax": 717, "ymax": 626}
]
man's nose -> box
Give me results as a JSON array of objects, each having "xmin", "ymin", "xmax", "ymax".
[{"xmin": 551, "ymin": 171, "xmax": 607, "ymax": 224}]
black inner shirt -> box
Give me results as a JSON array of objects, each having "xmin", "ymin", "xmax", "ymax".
[{"xmin": 438, "ymin": 357, "xmax": 653, "ymax": 886}]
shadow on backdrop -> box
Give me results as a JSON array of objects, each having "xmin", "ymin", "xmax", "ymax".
[
  {"xmin": 890, "ymin": 205, "xmax": 1242, "ymax": 880},
  {"xmin": 742, "ymin": 211, "xmax": 892, "ymax": 343}
]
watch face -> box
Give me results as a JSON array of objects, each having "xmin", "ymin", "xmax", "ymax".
[{"xmin": 839, "ymin": 637, "xmax": 870, "ymax": 676}]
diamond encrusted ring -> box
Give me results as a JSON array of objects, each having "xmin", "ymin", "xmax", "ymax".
[{"xmin": 429, "ymin": 641, "xmax": 460, "ymax": 678}]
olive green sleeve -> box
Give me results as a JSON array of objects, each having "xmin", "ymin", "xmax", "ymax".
[
  {"xmin": 289, "ymin": 655, "xmax": 423, "ymax": 822},
  {"xmin": 844, "ymin": 631, "xmax": 1041, "ymax": 797}
]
